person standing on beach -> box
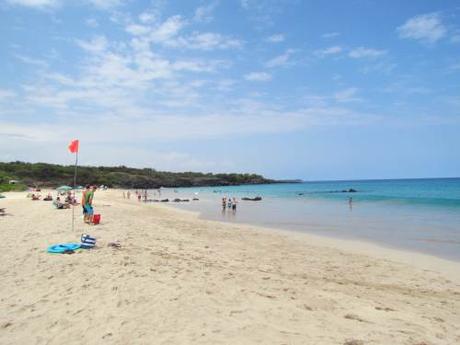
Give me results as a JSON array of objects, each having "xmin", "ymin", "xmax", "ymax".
[
  {"xmin": 222, "ymin": 197, "xmax": 227, "ymax": 211},
  {"xmin": 81, "ymin": 186, "xmax": 89, "ymax": 222},
  {"xmin": 232, "ymin": 197, "xmax": 237, "ymax": 213},
  {"xmin": 127, "ymin": 190, "xmax": 131, "ymax": 199},
  {"xmin": 82, "ymin": 185, "xmax": 95, "ymax": 224},
  {"xmin": 143, "ymin": 189, "xmax": 148, "ymax": 202}
]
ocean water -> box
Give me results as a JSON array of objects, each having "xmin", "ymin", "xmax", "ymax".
[{"xmin": 154, "ymin": 178, "xmax": 460, "ymax": 261}]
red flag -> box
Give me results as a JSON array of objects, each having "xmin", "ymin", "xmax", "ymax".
[{"xmin": 68, "ymin": 139, "xmax": 79, "ymax": 153}]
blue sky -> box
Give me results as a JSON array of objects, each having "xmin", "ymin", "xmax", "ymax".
[{"xmin": 1, "ymin": 0, "xmax": 459, "ymax": 180}]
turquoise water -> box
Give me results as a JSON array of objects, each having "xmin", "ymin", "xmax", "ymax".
[
  {"xmin": 159, "ymin": 178, "xmax": 460, "ymax": 261},
  {"xmin": 187, "ymin": 178, "xmax": 460, "ymax": 208}
]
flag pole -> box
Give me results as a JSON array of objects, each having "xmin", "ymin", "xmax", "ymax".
[{"xmin": 72, "ymin": 150, "xmax": 78, "ymax": 232}]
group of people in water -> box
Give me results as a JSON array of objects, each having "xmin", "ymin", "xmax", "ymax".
[
  {"xmin": 122, "ymin": 189, "xmax": 153, "ymax": 202},
  {"xmin": 222, "ymin": 196, "xmax": 238, "ymax": 213}
]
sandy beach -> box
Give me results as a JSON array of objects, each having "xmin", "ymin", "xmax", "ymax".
[{"xmin": 1, "ymin": 189, "xmax": 459, "ymax": 345}]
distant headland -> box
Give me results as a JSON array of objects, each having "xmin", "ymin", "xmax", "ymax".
[{"xmin": 0, "ymin": 161, "xmax": 297, "ymax": 191}]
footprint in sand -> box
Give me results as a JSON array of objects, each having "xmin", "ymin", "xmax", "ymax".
[
  {"xmin": 343, "ymin": 340, "xmax": 364, "ymax": 345},
  {"xmin": 344, "ymin": 314, "xmax": 367, "ymax": 322}
]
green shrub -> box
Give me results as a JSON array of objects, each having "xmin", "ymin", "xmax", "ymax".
[{"xmin": 0, "ymin": 183, "xmax": 28, "ymax": 192}]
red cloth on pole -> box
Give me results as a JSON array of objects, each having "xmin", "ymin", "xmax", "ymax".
[{"xmin": 68, "ymin": 139, "xmax": 79, "ymax": 153}]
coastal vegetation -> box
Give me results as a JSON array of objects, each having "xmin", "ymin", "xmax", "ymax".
[{"xmin": 0, "ymin": 161, "xmax": 275, "ymax": 190}]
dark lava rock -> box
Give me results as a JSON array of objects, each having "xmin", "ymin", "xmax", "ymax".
[{"xmin": 242, "ymin": 196, "xmax": 262, "ymax": 201}]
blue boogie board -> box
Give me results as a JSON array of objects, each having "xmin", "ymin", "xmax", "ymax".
[{"xmin": 47, "ymin": 243, "xmax": 81, "ymax": 253}]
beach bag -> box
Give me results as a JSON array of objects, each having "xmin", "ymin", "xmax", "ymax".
[
  {"xmin": 92, "ymin": 214, "xmax": 101, "ymax": 225},
  {"xmin": 80, "ymin": 234, "xmax": 96, "ymax": 249}
]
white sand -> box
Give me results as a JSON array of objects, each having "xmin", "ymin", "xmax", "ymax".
[{"xmin": 1, "ymin": 189, "xmax": 459, "ymax": 345}]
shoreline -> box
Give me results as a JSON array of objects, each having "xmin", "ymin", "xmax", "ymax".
[
  {"xmin": 1, "ymin": 189, "xmax": 459, "ymax": 344},
  {"xmin": 160, "ymin": 197, "xmax": 460, "ymax": 283},
  {"xmin": 156, "ymin": 186, "xmax": 460, "ymax": 262}
]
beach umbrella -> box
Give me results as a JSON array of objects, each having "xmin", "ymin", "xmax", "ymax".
[{"xmin": 56, "ymin": 185, "xmax": 72, "ymax": 192}]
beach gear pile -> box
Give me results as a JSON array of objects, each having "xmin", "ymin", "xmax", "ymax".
[
  {"xmin": 47, "ymin": 234, "xmax": 97, "ymax": 254},
  {"xmin": 80, "ymin": 234, "xmax": 96, "ymax": 249}
]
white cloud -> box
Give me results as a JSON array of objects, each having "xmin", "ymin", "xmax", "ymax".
[
  {"xmin": 86, "ymin": 0, "xmax": 121, "ymax": 9},
  {"xmin": 166, "ymin": 32, "xmax": 242, "ymax": 50},
  {"xmin": 139, "ymin": 11, "xmax": 157, "ymax": 24},
  {"xmin": 14, "ymin": 54, "xmax": 48, "ymax": 67},
  {"xmin": 76, "ymin": 36, "xmax": 108, "ymax": 54},
  {"xmin": 17, "ymin": 23, "xmax": 233, "ymax": 115},
  {"xmin": 193, "ymin": 2, "xmax": 218, "ymax": 23},
  {"xmin": 0, "ymin": 89, "xmax": 16, "ymax": 100},
  {"xmin": 334, "ymin": 88, "xmax": 360, "ymax": 102},
  {"xmin": 85, "ymin": 18, "xmax": 99, "ymax": 28},
  {"xmin": 7, "ymin": 0, "xmax": 121, "ymax": 9},
  {"xmin": 265, "ymin": 49, "xmax": 294, "ymax": 68},
  {"xmin": 0, "ymin": 103, "xmax": 378, "ymax": 147},
  {"xmin": 6, "ymin": 0, "xmax": 58, "ymax": 8},
  {"xmin": 126, "ymin": 16, "xmax": 241, "ymax": 50},
  {"xmin": 348, "ymin": 47, "xmax": 386, "ymax": 59},
  {"xmin": 149, "ymin": 15, "xmax": 187, "ymax": 43},
  {"xmin": 126, "ymin": 24, "xmax": 151, "ymax": 36},
  {"xmin": 244, "ymin": 72, "xmax": 272, "ymax": 81},
  {"xmin": 315, "ymin": 46, "xmax": 342, "ymax": 57},
  {"xmin": 397, "ymin": 13, "xmax": 446, "ymax": 43},
  {"xmin": 322, "ymin": 32, "xmax": 340, "ymax": 39},
  {"xmin": 266, "ymin": 34, "xmax": 284, "ymax": 43},
  {"xmin": 215, "ymin": 79, "xmax": 236, "ymax": 91}
]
